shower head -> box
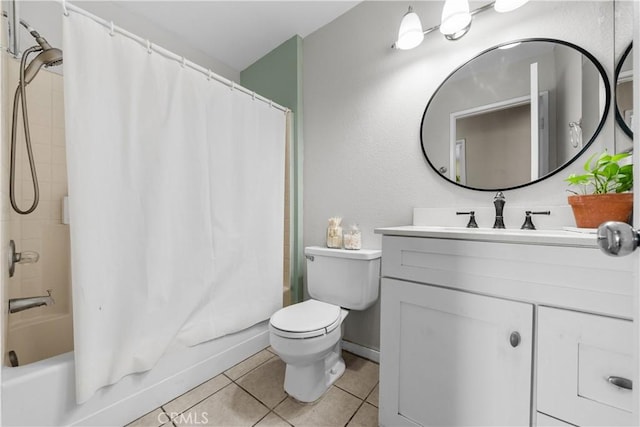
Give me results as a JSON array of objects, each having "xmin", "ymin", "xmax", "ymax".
[{"xmin": 22, "ymin": 34, "xmax": 63, "ymax": 85}]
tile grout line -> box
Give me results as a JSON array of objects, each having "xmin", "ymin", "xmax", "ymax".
[
  {"xmin": 232, "ymin": 377, "xmax": 284, "ymax": 412},
  {"xmin": 333, "ymin": 382, "xmax": 374, "ymax": 403},
  {"xmin": 362, "ymin": 381, "xmax": 379, "ymax": 407},
  {"xmin": 251, "ymin": 409, "xmax": 292, "ymax": 427},
  {"xmin": 231, "ymin": 364, "xmax": 291, "ymax": 417},
  {"xmin": 162, "ymin": 381, "xmax": 237, "ymax": 422},
  {"xmin": 226, "ymin": 350, "xmax": 277, "ymax": 382},
  {"xmin": 343, "ymin": 397, "xmax": 366, "ymax": 427}
]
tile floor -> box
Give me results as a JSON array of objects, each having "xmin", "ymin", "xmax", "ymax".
[{"xmin": 125, "ymin": 347, "xmax": 379, "ymax": 427}]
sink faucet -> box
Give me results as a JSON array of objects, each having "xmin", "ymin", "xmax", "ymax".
[
  {"xmin": 493, "ymin": 191, "xmax": 506, "ymax": 229},
  {"xmin": 9, "ymin": 290, "xmax": 54, "ymax": 314}
]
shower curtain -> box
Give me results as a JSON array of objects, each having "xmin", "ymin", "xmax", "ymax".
[{"xmin": 63, "ymin": 12, "xmax": 285, "ymax": 403}]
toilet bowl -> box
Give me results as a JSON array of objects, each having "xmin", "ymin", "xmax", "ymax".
[
  {"xmin": 270, "ymin": 299, "xmax": 348, "ymax": 402},
  {"xmin": 269, "ymin": 246, "xmax": 381, "ymax": 402}
]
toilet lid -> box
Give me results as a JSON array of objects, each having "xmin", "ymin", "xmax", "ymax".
[{"xmin": 270, "ymin": 299, "xmax": 342, "ymax": 338}]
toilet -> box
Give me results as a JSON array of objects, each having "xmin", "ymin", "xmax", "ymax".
[{"xmin": 269, "ymin": 246, "xmax": 381, "ymax": 402}]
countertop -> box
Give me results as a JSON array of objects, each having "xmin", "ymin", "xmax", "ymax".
[{"xmin": 374, "ymin": 225, "xmax": 599, "ymax": 248}]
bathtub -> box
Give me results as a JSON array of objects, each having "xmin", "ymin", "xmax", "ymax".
[
  {"xmin": 6, "ymin": 312, "xmax": 74, "ymax": 366},
  {"xmin": 2, "ymin": 321, "xmax": 269, "ymax": 426}
]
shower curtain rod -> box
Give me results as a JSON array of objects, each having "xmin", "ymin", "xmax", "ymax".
[{"xmin": 56, "ymin": 0, "xmax": 289, "ymax": 114}]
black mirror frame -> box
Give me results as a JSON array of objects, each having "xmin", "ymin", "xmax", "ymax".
[
  {"xmin": 614, "ymin": 42, "xmax": 633, "ymax": 139},
  {"xmin": 420, "ymin": 38, "xmax": 611, "ymax": 192}
]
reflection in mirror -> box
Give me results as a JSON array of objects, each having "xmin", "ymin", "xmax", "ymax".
[
  {"xmin": 421, "ymin": 39, "xmax": 610, "ymax": 191},
  {"xmin": 615, "ymin": 43, "xmax": 633, "ymax": 138}
]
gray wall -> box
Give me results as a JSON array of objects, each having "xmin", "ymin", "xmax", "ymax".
[{"xmin": 303, "ymin": 1, "xmax": 615, "ymax": 351}]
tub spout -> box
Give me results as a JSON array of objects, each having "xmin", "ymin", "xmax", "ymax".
[{"xmin": 9, "ymin": 289, "xmax": 54, "ymax": 313}]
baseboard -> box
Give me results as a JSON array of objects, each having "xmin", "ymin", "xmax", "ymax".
[{"xmin": 341, "ymin": 340, "xmax": 380, "ymax": 363}]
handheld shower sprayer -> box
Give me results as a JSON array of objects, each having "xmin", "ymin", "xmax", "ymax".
[
  {"xmin": 22, "ymin": 33, "xmax": 63, "ymax": 84},
  {"xmin": 8, "ymin": 19, "xmax": 63, "ymax": 214}
]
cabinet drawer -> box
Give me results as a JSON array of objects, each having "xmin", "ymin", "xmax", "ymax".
[
  {"xmin": 537, "ymin": 307, "xmax": 633, "ymax": 426},
  {"xmin": 380, "ymin": 236, "xmax": 633, "ymax": 318}
]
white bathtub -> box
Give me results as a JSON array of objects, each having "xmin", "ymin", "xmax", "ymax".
[
  {"xmin": 2, "ymin": 321, "xmax": 269, "ymax": 426},
  {"xmin": 6, "ymin": 313, "xmax": 74, "ymax": 366}
]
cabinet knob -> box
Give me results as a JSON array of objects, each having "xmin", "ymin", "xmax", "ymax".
[
  {"xmin": 607, "ymin": 376, "xmax": 632, "ymax": 390},
  {"xmin": 509, "ymin": 331, "xmax": 521, "ymax": 348}
]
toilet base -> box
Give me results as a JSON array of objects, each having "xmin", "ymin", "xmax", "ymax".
[{"xmin": 283, "ymin": 340, "xmax": 345, "ymax": 403}]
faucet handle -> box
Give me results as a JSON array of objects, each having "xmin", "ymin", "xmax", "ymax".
[
  {"xmin": 520, "ymin": 210, "xmax": 551, "ymax": 230},
  {"xmin": 456, "ymin": 211, "xmax": 479, "ymax": 228}
]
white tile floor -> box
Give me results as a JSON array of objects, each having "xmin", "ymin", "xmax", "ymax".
[{"xmin": 125, "ymin": 348, "xmax": 379, "ymax": 427}]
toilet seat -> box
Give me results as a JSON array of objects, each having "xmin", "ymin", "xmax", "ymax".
[{"xmin": 270, "ymin": 299, "xmax": 342, "ymax": 339}]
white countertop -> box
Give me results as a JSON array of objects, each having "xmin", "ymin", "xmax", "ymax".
[{"xmin": 374, "ymin": 225, "xmax": 599, "ymax": 248}]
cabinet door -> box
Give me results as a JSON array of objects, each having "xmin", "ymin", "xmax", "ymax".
[
  {"xmin": 379, "ymin": 278, "xmax": 533, "ymax": 427},
  {"xmin": 536, "ymin": 412, "xmax": 576, "ymax": 427},
  {"xmin": 537, "ymin": 307, "xmax": 633, "ymax": 426}
]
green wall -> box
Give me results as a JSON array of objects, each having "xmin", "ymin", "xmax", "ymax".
[
  {"xmin": 241, "ymin": 35, "xmax": 302, "ymax": 115},
  {"xmin": 241, "ymin": 35, "xmax": 303, "ymax": 304}
]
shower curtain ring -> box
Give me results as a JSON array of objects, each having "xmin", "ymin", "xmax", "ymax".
[
  {"xmin": 181, "ymin": 57, "xmax": 186, "ymax": 68},
  {"xmin": 62, "ymin": 0, "xmax": 69, "ymax": 16},
  {"xmin": 207, "ymin": 70, "xmax": 212, "ymax": 81},
  {"xmin": 109, "ymin": 21, "xmax": 115, "ymax": 37},
  {"xmin": 252, "ymin": 92, "xmax": 256, "ymax": 100},
  {"xmin": 146, "ymin": 40, "xmax": 152, "ymax": 54},
  {"xmin": 230, "ymin": 82, "xmax": 235, "ymax": 91}
]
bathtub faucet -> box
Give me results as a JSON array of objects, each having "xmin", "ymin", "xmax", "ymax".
[{"xmin": 9, "ymin": 289, "xmax": 54, "ymax": 313}]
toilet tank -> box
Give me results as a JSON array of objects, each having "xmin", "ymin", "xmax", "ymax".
[{"xmin": 304, "ymin": 246, "xmax": 381, "ymax": 310}]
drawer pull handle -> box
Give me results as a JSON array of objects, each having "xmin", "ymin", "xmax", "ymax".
[
  {"xmin": 509, "ymin": 331, "xmax": 521, "ymax": 348},
  {"xmin": 607, "ymin": 376, "xmax": 632, "ymax": 390}
]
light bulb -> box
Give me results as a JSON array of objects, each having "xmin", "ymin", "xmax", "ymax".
[
  {"xmin": 395, "ymin": 7, "xmax": 424, "ymax": 50},
  {"xmin": 440, "ymin": 0, "xmax": 472, "ymax": 36}
]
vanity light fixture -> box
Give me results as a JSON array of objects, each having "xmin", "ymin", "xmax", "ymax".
[
  {"xmin": 392, "ymin": 0, "xmax": 530, "ymax": 49},
  {"xmin": 395, "ymin": 6, "xmax": 425, "ymax": 50}
]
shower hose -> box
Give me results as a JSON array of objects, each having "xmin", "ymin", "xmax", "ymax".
[{"xmin": 9, "ymin": 45, "xmax": 42, "ymax": 215}]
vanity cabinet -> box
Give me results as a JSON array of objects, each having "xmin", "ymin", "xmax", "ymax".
[
  {"xmin": 377, "ymin": 231, "xmax": 634, "ymax": 427},
  {"xmin": 380, "ymin": 278, "xmax": 533, "ymax": 426}
]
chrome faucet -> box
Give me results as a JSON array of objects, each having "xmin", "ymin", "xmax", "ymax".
[
  {"xmin": 9, "ymin": 289, "xmax": 54, "ymax": 313},
  {"xmin": 493, "ymin": 191, "xmax": 506, "ymax": 229}
]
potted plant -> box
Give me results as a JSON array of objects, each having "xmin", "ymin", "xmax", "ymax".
[{"xmin": 565, "ymin": 151, "xmax": 633, "ymax": 228}]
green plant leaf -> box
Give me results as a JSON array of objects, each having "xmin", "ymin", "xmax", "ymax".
[{"xmin": 567, "ymin": 150, "xmax": 633, "ymax": 195}]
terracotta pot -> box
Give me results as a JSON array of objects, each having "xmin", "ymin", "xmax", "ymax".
[{"xmin": 567, "ymin": 193, "xmax": 633, "ymax": 228}]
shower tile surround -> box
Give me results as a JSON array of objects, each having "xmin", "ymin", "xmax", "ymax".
[
  {"xmin": 125, "ymin": 348, "xmax": 379, "ymax": 427},
  {"xmin": 2, "ymin": 53, "xmax": 72, "ymax": 364}
]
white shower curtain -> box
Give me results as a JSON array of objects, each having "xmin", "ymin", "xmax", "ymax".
[{"xmin": 63, "ymin": 12, "xmax": 285, "ymax": 403}]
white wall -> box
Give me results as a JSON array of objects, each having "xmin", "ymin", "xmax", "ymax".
[
  {"xmin": 14, "ymin": 1, "xmax": 240, "ymax": 82},
  {"xmin": 303, "ymin": 1, "xmax": 616, "ymax": 350}
]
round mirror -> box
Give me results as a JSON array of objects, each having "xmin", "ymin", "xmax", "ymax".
[
  {"xmin": 421, "ymin": 38, "xmax": 611, "ymax": 191},
  {"xmin": 615, "ymin": 43, "xmax": 633, "ymax": 138}
]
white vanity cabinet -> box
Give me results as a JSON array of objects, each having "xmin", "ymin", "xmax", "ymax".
[
  {"xmin": 381, "ymin": 278, "xmax": 534, "ymax": 426},
  {"xmin": 376, "ymin": 230, "xmax": 634, "ymax": 427}
]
